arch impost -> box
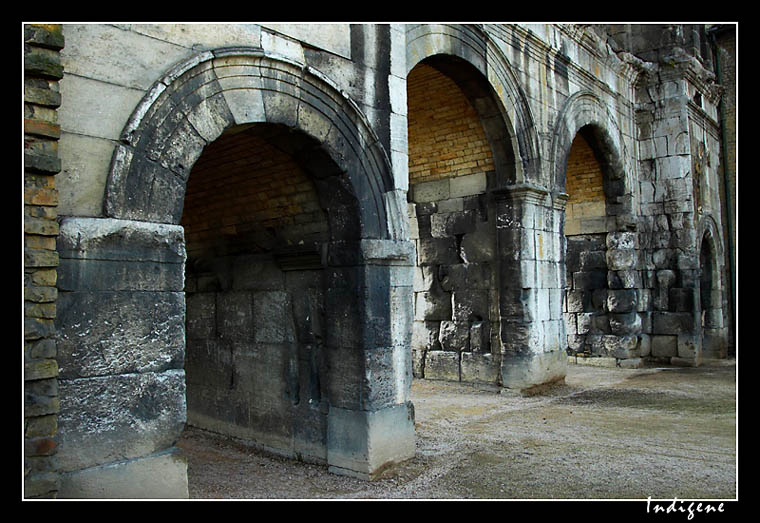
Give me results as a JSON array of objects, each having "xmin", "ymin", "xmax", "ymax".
[{"xmin": 492, "ymin": 182, "xmax": 551, "ymax": 204}]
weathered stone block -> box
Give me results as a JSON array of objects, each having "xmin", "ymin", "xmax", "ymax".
[
  {"xmin": 217, "ymin": 291, "xmax": 254, "ymax": 341},
  {"xmin": 668, "ymin": 287, "xmax": 694, "ymax": 312},
  {"xmin": 424, "ymin": 350, "xmax": 460, "ymax": 381},
  {"xmin": 430, "ymin": 210, "xmax": 477, "ymax": 238},
  {"xmin": 452, "ymin": 290, "xmax": 489, "ymax": 323},
  {"xmin": 415, "ymin": 289, "xmax": 452, "ymax": 321},
  {"xmin": 417, "ymin": 238, "xmax": 460, "ymax": 266},
  {"xmin": 573, "ymin": 270, "xmax": 607, "ymax": 290},
  {"xmin": 651, "ymin": 335, "xmax": 678, "ymax": 358},
  {"xmin": 450, "ymin": 172, "xmax": 487, "ymax": 197},
  {"xmin": 579, "ymin": 250, "xmax": 607, "ymax": 270},
  {"xmin": 609, "ymin": 312, "xmax": 642, "ymax": 335},
  {"xmin": 439, "ymin": 320, "xmax": 470, "ymax": 352},
  {"xmin": 461, "ymin": 352, "xmax": 499, "ymax": 384},
  {"xmin": 652, "ymin": 312, "xmax": 694, "ymax": 335},
  {"xmin": 469, "ymin": 321, "xmax": 491, "ymax": 353},
  {"xmin": 254, "ymin": 291, "xmax": 296, "ymax": 343},
  {"xmin": 57, "ymin": 369, "xmax": 186, "ymax": 473},
  {"xmin": 412, "ymin": 320, "xmax": 440, "ymax": 351},
  {"xmin": 606, "ymin": 248, "xmax": 637, "ymax": 270},
  {"xmin": 607, "ymin": 289, "xmax": 638, "ymax": 313},
  {"xmin": 56, "ymin": 291, "xmax": 185, "ymax": 378},
  {"xmin": 58, "ymin": 448, "xmax": 188, "ymax": 499},
  {"xmin": 603, "ymin": 334, "xmax": 640, "ymax": 359},
  {"xmin": 459, "ymin": 221, "xmax": 496, "ymax": 263}
]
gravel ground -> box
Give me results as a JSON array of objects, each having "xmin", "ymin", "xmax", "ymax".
[{"xmin": 177, "ymin": 359, "xmax": 737, "ymax": 501}]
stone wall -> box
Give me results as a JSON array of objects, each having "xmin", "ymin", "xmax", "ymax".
[
  {"xmin": 24, "ymin": 24, "xmax": 64, "ymax": 499},
  {"xmin": 35, "ymin": 23, "xmax": 735, "ymax": 498}
]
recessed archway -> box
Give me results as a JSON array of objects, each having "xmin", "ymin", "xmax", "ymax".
[{"xmin": 103, "ymin": 48, "xmax": 417, "ymax": 478}]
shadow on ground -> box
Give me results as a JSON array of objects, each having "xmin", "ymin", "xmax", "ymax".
[{"xmin": 177, "ymin": 359, "xmax": 737, "ymax": 500}]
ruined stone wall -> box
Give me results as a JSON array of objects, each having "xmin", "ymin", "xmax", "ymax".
[{"xmin": 24, "ymin": 23, "xmax": 64, "ymax": 499}]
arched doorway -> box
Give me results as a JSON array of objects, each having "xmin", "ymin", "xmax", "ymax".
[
  {"xmin": 563, "ymin": 126, "xmax": 612, "ymax": 357},
  {"xmin": 406, "ymin": 54, "xmax": 522, "ymax": 386},
  {"xmin": 102, "ymin": 49, "xmax": 416, "ymax": 479},
  {"xmin": 181, "ymin": 123, "xmax": 333, "ymax": 459}
]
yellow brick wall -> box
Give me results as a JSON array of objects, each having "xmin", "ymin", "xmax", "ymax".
[
  {"xmin": 407, "ymin": 63, "xmax": 494, "ymax": 184},
  {"xmin": 565, "ymin": 132, "xmax": 605, "ymax": 222},
  {"xmin": 181, "ymin": 129, "xmax": 326, "ymax": 253}
]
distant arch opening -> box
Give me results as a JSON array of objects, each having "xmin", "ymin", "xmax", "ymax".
[
  {"xmin": 562, "ymin": 125, "xmax": 612, "ymax": 357},
  {"xmin": 406, "ymin": 55, "xmax": 516, "ymax": 385}
]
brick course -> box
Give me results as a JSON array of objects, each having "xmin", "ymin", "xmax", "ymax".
[
  {"xmin": 407, "ymin": 63, "xmax": 494, "ymax": 184},
  {"xmin": 24, "ymin": 23, "xmax": 63, "ymax": 499}
]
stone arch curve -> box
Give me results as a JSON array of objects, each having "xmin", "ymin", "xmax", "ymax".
[
  {"xmin": 550, "ymin": 90, "xmax": 630, "ymax": 202},
  {"xmin": 405, "ymin": 24, "xmax": 541, "ymax": 186},
  {"xmin": 104, "ymin": 47, "xmax": 398, "ymax": 240}
]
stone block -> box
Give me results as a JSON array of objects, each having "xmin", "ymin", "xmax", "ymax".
[
  {"xmin": 424, "ymin": 350, "xmax": 460, "ymax": 381},
  {"xmin": 603, "ymin": 334, "xmax": 640, "ymax": 359},
  {"xmin": 430, "ymin": 210, "xmax": 477, "ymax": 238},
  {"xmin": 606, "ymin": 248, "xmax": 637, "ymax": 270},
  {"xmin": 668, "ymin": 287, "xmax": 694, "ymax": 312},
  {"xmin": 461, "ymin": 352, "xmax": 499, "ymax": 384},
  {"xmin": 415, "ymin": 289, "xmax": 452, "ymax": 321},
  {"xmin": 652, "ymin": 312, "xmax": 694, "ymax": 335},
  {"xmin": 609, "ymin": 312, "xmax": 642, "ymax": 335},
  {"xmin": 327, "ymin": 403, "xmax": 415, "ymax": 480},
  {"xmin": 573, "ymin": 270, "xmax": 607, "ymax": 291},
  {"xmin": 565, "ymin": 290, "xmax": 586, "ymax": 313},
  {"xmin": 56, "ymin": 291, "xmax": 185, "ymax": 379},
  {"xmin": 58, "ymin": 448, "xmax": 188, "ymax": 499},
  {"xmin": 412, "ymin": 320, "xmax": 440, "ymax": 351},
  {"xmin": 417, "ymin": 238, "xmax": 460, "ymax": 266},
  {"xmin": 412, "ymin": 179, "xmax": 450, "ymax": 202},
  {"xmin": 607, "ymin": 289, "xmax": 638, "ymax": 313},
  {"xmin": 439, "ymin": 321, "xmax": 470, "ymax": 352},
  {"xmin": 218, "ymin": 291, "xmax": 255, "ymax": 341},
  {"xmin": 449, "ymin": 172, "xmax": 487, "ymax": 197},
  {"xmin": 579, "ymin": 250, "xmax": 607, "ymax": 270},
  {"xmin": 500, "ymin": 349, "xmax": 567, "ymax": 391},
  {"xmin": 651, "ymin": 335, "xmax": 678, "ymax": 358},
  {"xmin": 57, "ymin": 369, "xmax": 186, "ymax": 473},
  {"xmin": 259, "ymin": 291, "xmax": 297, "ymax": 344},
  {"xmin": 460, "ymin": 222, "xmax": 496, "ymax": 263},
  {"xmin": 452, "ymin": 290, "xmax": 489, "ymax": 323}
]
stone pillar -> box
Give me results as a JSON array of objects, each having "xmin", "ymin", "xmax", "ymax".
[
  {"xmin": 324, "ymin": 239, "xmax": 416, "ymax": 479},
  {"xmin": 55, "ymin": 217, "xmax": 189, "ymax": 498},
  {"xmin": 495, "ymin": 184, "xmax": 567, "ymax": 390}
]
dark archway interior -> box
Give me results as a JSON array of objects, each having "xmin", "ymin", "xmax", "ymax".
[{"xmin": 180, "ymin": 123, "xmax": 350, "ymax": 459}]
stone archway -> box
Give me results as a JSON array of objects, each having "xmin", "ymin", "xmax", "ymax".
[
  {"xmin": 551, "ymin": 91, "xmax": 640, "ymax": 362},
  {"xmin": 405, "ymin": 26, "xmax": 567, "ymax": 390},
  {"xmin": 95, "ymin": 48, "xmax": 416, "ymax": 480},
  {"xmin": 697, "ymin": 216, "xmax": 727, "ymax": 359}
]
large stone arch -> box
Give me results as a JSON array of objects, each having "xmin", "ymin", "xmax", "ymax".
[
  {"xmin": 105, "ymin": 47, "xmax": 402, "ymax": 240},
  {"xmin": 58, "ymin": 48, "xmax": 416, "ymax": 494},
  {"xmin": 406, "ymin": 24, "xmax": 541, "ymax": 186},
  {"xmin": 553, "ymin": 90, "xmax": 642, "ymax": 361},
  {"xmin": 405, "ymin": 25, "xmax": 566, "ymax": 390},
  {"xmin": 550, "ymin": 90, "xmax": 631, "ymax": 207}
]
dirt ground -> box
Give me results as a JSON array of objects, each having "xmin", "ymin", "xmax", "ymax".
[{"xmin": 177, "ymin": 358, "xmax": 737, "ymax": 501}]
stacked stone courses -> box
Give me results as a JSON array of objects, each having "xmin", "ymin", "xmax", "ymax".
[
  {"xmin": 24, "ymin": 23, "xmax": 64, "ymax": 499},
  {"xmin": 34, "ymin": 23, "xmax": 734, "ymax": 498}
]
